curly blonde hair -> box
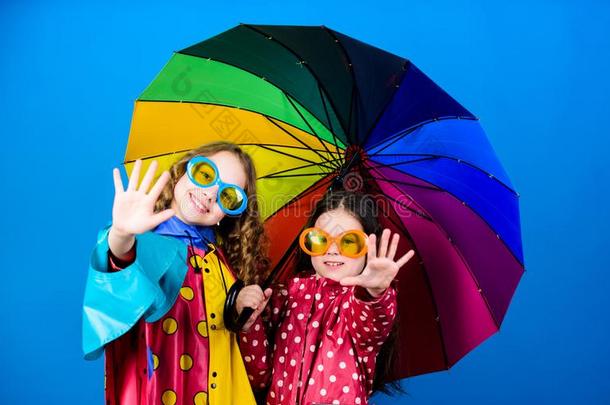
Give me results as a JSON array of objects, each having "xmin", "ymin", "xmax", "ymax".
[{"xmin": 154, "ymin": 141, "xmax": 270, "ymax": 284}]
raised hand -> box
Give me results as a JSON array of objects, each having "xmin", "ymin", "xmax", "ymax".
[
  {"xmin": 108, "ymin": 160, "xmax": 175, "ymax": 257},
  {"xmin": 236, "ymin": 285, "xmax": 273, "ymax": 331},
  {"xmin": 340, "ymin": 229, "xmax": 415, "ymax": 298}
]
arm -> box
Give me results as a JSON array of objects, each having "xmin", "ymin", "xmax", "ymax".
[
  {"xmin": 83, "ymin": 227, "xmax": 187, "ymax": 360},
  {"xmin": 338, "ymin": 229, "xmax": 413, "ymax": 364},
  {"xmin": 239, "ymin": 316, "xmax": 271, "ymax": 390},
  {"xmin": 343, "ymin": 285, "xmax": 397, "ymax": 355},
  {"xmin": 107, "ymin": 244, "xmax": 136, "ymax": 272}
]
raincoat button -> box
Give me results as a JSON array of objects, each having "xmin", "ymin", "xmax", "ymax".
[
  {"xmin": 190, "ymin": 255, "xmax": 204, "ymax": 269},
  {"xmin": 210, "ymin": 313, "xmax": 216, "ymax": 319},
  {"xmin": 211, "ymin": 383, "xmax": 217, "ymax": 389},
  {"xmin": 204, "ymin": 268, "xmax": 210, "ymax": 273},
  {"xmin": 212, "ymin": 371, "xmax": 217, "ymax": 377},
  {"xmin": 211, "ymin": 324, "xmax": 217, "ymax": 330}
]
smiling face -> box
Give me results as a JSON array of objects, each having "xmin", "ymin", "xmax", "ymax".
[
  {"xmin": 310, "ymin": 208, "xmax": 367, "ymax": 282},
  {"xmin": 171, "ymin": 150, "xmax": 247, "ymax": 226}
]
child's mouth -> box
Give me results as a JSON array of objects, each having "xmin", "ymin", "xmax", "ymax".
[
  {"xmin": 324, "ymin": 261, "xmax": 344, "ymax": 268},
  {"xmin": 189, "ymin": 192, "xmax": 211, "ymax": 214}
]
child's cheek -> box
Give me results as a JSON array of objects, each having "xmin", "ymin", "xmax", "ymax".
[
  {"xmin": 311, "ymin": 256, "xmax": 325, "ymax": 276},
  {"xmin": 212, "ymin": 203, "xmax": 227, "ymax": 223}
]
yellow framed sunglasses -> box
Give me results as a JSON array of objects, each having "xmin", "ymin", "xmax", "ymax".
[{"xmin": 299, "ymin": 227, "xmax": 369, "ymax": 258}]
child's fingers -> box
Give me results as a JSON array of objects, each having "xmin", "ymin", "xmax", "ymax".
[
  {"xmin": 378, "ymin": 229, "xmax": 391, "ymax": 258},
  {"xmin": 237, "ymin": 293, "xmax": 258, "ymax": 310},
  {"xmin": 387, "ymin": 233, "xmax": 400, "ymax": 260},
  {"xmin": 150, "ymin": 209, "xmax": 175, "ymax": 228},
  {"xmin": 250, "ymin": 289, "xmax": 264, "ymax": 304},
  {"xmin": 242, "ymin": 297, "xmax": 259, "ymax": 310},
  {"xmin": 112, "ymin": 168, "xmax": 124, "ymax": 194},
  {"xmin": 127, "ymin": 159, "xmax": 142, "ymax": 191},
  {"xmin": 367, "ymin": 233, "xmax": 377, "ymax": 262},
  {"xmin": 243, "ymin": 310, "xmax": 262, "ymax": 331},
  {"xmin": 260, "ymin": 289, "xmax": 273, "ymax": 308},
  {"xmin": 241, "ymin": 286, "xmax": 264, "ymax": 305},
  {"xmin": 395, "ymin": 249, "xmax": 415, "ymax": 269},
  {"xmin": 138, "ymin": 160, "xmax": 158, "ymax": 193},
  {"xmin": 243, "ymin": 285, "xmax": 264, "ymax": 301},
  {"xmin": 148, "ymin": 171, "xmax": 171, "ymax": 201}
]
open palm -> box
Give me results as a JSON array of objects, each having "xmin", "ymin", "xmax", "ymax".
[
  {"xmin": 112, "ymin": 159, "xmax": 175, "ymax": 236},
  {"xmin": 340, "ymin": 229, "xmax": 415, "ymax": 297}
]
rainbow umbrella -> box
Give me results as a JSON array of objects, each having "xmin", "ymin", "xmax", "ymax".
[{"xmin": 124, "ymin": 24, "xmax": 524, "ymax": 380}]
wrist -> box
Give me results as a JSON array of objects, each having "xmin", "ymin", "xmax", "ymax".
[
  {"xmin": 108, "ymin": 226, "xmax": 136, "ymax": 257},
  {"xmin": 365, "ymin": 287, "xmax": 386, "ymax": 299},
  {"xmin": 110, "ymin": 225, "xmax": 134, "ymax": 240}
]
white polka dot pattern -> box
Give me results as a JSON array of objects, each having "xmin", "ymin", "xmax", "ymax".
[{"xmin": 238, "ymin": 274, "xmax": 397, "ymax": 405}]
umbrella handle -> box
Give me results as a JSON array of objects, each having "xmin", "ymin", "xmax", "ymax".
[
  {"xmin": 223, "ymin": 268, "xmax": 280, "ymax": 332},
  {"xmin": 223, "ymin": 279, "xmax": 245, "ymax": 332},
  {"xmin": 224, "ymin": 239, "xmax": 298, "ymax": 332}
]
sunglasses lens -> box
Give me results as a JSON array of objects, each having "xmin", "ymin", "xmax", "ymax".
[
  {"xmin": 304, "ymin": 229, "xmax": 328, "ymax": 255},
  {"xmin": 340, "ymin": 231, "xmax": 367, "ymax": 257},
  {"xmin": 189, "ymin": 160, "xmax": 217, "ymax": 186},
  {"xmin": 219, "ymin": 186, "xmax": 246, "ymax": 211}
]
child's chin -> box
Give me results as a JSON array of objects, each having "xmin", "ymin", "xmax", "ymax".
[
  {"xmin": 183, "ymin": 213, "xmax": 217, "ymax": 227},
  {"xmin": 314, "ymin": 268, "xmax": 346, "ymax": 282}
]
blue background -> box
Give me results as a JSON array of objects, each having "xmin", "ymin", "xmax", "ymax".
[{"xmin": 2, "ymin": 1, "xmax": 609, "ymax": 403}]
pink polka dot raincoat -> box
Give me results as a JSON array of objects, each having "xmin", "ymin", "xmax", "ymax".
[{"xmin": 239, "ymin": 273, "xmax": 397, "ymax": 405}]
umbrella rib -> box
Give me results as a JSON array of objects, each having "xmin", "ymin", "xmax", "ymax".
[
  {"xmin": 345, "ymin": 86, "xmax": 355, "ymax": 144},
  {"xmin": 367, "ymin": 157, "xmax": 440, "ymax": 169},
  {"xmin": 369, "ymin": 153, "xmax": 519, "ymax": 197},
  {"xmin": 264, "ymin": 174, "xmax": 335, "ymax": 220},
  {"xmin": 374, "ymin": 191, "xmax": 432, "ymax": 221},
  {"xmin": 322, "ymin": 26, "xmax": 362, "ymax": 145},
  {"xmin": 239, "ymin": 143, "xmax": 341, "ymax": 154},
  {"xmin": 366, "ymin": 175, "xmax": 443, "ymax": 192},
  {"xmin": 264, "ymin": 115, "xmax": 341, "ymax": 169},
  {"xmin": 359, "ymin": 60, "xmax": 410, "ymax": 147},
  {"xmin": 261, "ymin": 237, "xmax": 300, "ymax": 289},
  {"xmin": 282, "ymin": 93, "xmax": 342, "ymax": 170},
  {"xmin": 241, "ymin": 23, "xmax": 350, "ymax": 138},
  {"xmin": 366, "ymin": 116, "xmax": 478, "ymax": 153},
  {"xmin": 252, "ymin": 143, "xmax": 339, "ymax": 173},
  {"xmin": 365, "ymin": 165, "xmax": 503, "ymax": 331},
  {"xmin": 258, "ymin": 159, "xmax": 342, "ymax": 179},
  {"xmin": 317, "ymin": 82, "xmax": 344, "ymax": 159},
  {"xmin": 262, "ymin": 172, "xmax": 336, "ymax": 179},
  {"xmin": 123, "ymin": 147, "xmax": 192, "ymax": 164}
]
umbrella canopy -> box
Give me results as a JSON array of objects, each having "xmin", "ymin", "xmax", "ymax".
[{"xmin": 124, "ymin": 24, "xmax": 524, "ymax": 379}]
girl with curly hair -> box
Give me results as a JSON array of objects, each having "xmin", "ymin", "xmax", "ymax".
[{"xmin": 82, "ymin": 141, "xmax": 269, "ymax": 405}]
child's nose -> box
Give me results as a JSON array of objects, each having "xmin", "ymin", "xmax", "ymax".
[
  {"xmin": 327, "ymin": 240, "xmax": 340, "ymax": 254},
  {"xmin": 203, "ymin": 185, "xmax": 219, "ymax": 202}
]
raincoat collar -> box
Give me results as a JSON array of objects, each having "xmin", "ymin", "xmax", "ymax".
[
  {"xmin": 297, "ymin": 272, "xmax": 347, "ymax": 298},
  {"xmin": 154, "ymin": 215, "xmax": 216, "ymax": 250}
]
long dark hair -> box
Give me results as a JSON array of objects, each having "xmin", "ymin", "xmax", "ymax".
[{"xmin": 296, "ymin": 190, "xmax": 403, "ymax": 395}]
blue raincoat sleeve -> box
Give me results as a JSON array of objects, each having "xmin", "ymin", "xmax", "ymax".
[{"xmin": 82, "ymin": 225, "xmax": 188, "ymax": 360}]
